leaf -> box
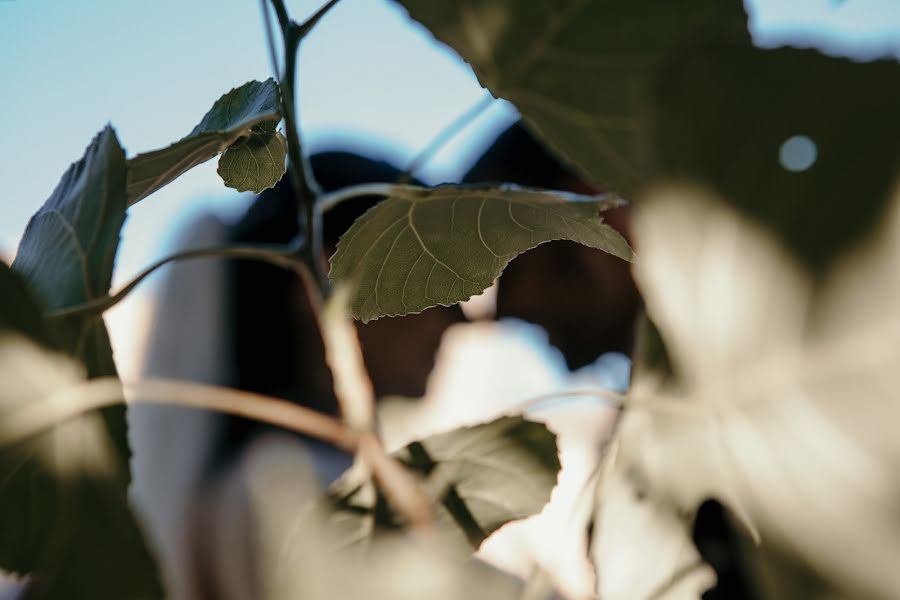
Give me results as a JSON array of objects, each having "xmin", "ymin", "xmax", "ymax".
[
  {"xmin": 126, "ymin": 79, "xmax": 283, "ymax": 204},
  {"xmin": 329, "ymin": 184, "xmax": 632, "ymax": 322},
  {"xmin": 5, "ymin": 131, "xmax": 162, "ymax": 598},
  {"xmin": 330, "ymin": 416, "xmax": 560, "ymax": 552},
  {"xmin": 590, "ymin": 441, "xmax": 715, "ymax": 600},
  {"xmin": 217, "ymin": 122, "xmax": 287, "ymax": 193},
  {"xmin": 650, "ymin": 43, "xmax": 900, "ymax": 274},
  {"xmin": 0, "ymin": 335, "xmax": 163, "ymax": 599},
  {"xmin": 598, "ymin": 183, "xmax": 900, "ymax": 599},
  {"xmin": 392, "ymin": 0, "xmax": 749, "ymax": 195},
  {"xmin": 12, "ymin": 125, "xmax": 126, "ymax": 379},
  {"xmin": 227, "ymin": 435, "xmax": 524, "ymax": 599}
]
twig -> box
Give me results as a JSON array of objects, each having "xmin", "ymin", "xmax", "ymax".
[
  {"xmin": 46, "ymin": 243, "xmax": 303, "ymax": 319},
  {"xmin": 0, "ymin": 377, "xmax": 357, "ymax": 452},
  {"xmin": 398, "ymin": 93, "xmax": 496, "ymax": 183}
]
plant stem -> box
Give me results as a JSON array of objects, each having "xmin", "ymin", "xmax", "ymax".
[
  {"xmin": 46, "ymin": 243, "xmax": 303, "ymax": 319},
  {"xmin": 0, "ymin": 377, "xmax": 357, "ymax": 452},
  {"xmin": 398, "ymin": 93, "xmax": 496, "ymax": 183},
  {"xmin": 264, "ymin": 0, "xmax": 335, "ymax": 293}
]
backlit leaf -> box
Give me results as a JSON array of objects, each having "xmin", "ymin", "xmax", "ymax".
[{"xmin": 329, "ymin": 184, "xmax": 632, "ymax": 322}]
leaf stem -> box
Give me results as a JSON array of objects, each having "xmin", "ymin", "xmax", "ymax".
[
  {"xmin": 318, "ymin": 182, "xmax": 395, "ymax": 213},
  {"xmin": 398, "ymin": 93, "xmax": 496, "ymax": 183},
  {"xmin": 46, "ymin": 243, "xmax": 303, "ymax": 319}
]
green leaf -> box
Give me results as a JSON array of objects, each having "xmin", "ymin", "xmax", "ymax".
[
  {"xmin": 12, "ymin": 126, "xmax": 126, "ymax": 379},
  {"xmin": 125, "ymin": 79, "xmax": 283, "ymax": 204},
  {"xmin": 329, "ymin": 184, "xmax": 632, "ymax": 322},
  {"xmin": 330, "ymin": 416, "xmax": 560, "ymax": 552},
  {"xmin": 217, "ymin": 122, "xmax": 287, "ymax": 193},
  {"xmin": 650, "ymin": 43, "xmax": 900, "ymax": 274},
  {"xmin": 392, "ymin": 0, "xmax": 749, "ymax": 195},
  {"xmin": 5, "ymin": 130, "xmax": 162, "ymax": 598}
]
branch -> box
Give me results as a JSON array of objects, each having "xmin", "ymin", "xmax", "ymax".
[
  {"xmin": 46, "ymin": 243, "xmax": 303, "ymax": 319},
  {"xmin": 0, "ymin": 377, "xmax": 357, "ymax": 452}
]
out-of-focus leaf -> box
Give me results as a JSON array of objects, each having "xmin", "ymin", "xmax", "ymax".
[
  {"xmin": 217, "ymin": 121, "xmax": 286, "ymax": 193},
  {"xmin": 330, "ymin": 416, "xmax": 560, "ymax": 552},
  {"xmin": 594, "ymin": 183, "xmax": 900, "ymax": 599},
  {"xmin": 126, "ymin": 79, "xmax": 283, "ymax": 203},
  {"xmin": 229, "ymin": 436, "xmax": 523, "ymax": 600},
  {"xmin": 591, "ymin": 439, "xmax": 715, "ymax": 600},
  {"xmin": 0, "ymin": 335, "xmax": 163, "ymax": 599},
  {"xmin": 392, "ymin": 0, "xmax": 749, "ymax": 195},
  {"xmin": 329, "ymin": 184, "xmax": 632, "ymax": 322},
  {"xmin": 650, "ymin": 43, "xmax": 900, "ymax": 274}
]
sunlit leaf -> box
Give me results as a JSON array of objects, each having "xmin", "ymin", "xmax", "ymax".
[
  {"xmin": 126, "ymin": 79, "xmax": 283, "ymax": 204},
  {"xmin": 598, "ymin": 182, "xmax": 900, "ymax": 599},
  {"xmin": 0, "ymin": 335, "xmax": 163, "ymax": 599},
  {"xmin": 393, "ymin": 0, "xmax": 748, "ymax": 195},
  {"xmin": 329, "ymin": 184, "xmax": 632, "ymax": 322},
  {"xmin": 330, "ymin": 416, "xmax": 560, "ymax": 552}
]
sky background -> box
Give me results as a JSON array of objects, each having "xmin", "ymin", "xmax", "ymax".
[{"xmin": 1, "ymin": 0, "xmax": 899, "ymax": 283}]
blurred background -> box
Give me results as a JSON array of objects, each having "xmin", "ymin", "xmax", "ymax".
[{"xmin": 1, "ymin": 1, "xmax": 900, "ymax": 598}]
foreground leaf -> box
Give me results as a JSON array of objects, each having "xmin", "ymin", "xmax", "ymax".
[
  {"xmin": 651, "ymin": 43, "xmax": 900, "ymax": 274},
  {"xmin": 393, "ymin": 0, "xmax": 748, "ymax": 195},
  {"xmin": 126, "ymin": 79, "xmax": 283, "ymax": 203},
  {"xmin": 330, "ymin": 416, "xmax": 560, "ymax": 552},
  {"xmin": 0, "ymin": 334, "xmax": 162, "ymax": 599},
  {"xmin": 595, "ymin": 184, "xmax": 900, "ymax": 599},
  {"xmin": 329, "ymin": 184, "xmax": 632, "ymax": 322}
]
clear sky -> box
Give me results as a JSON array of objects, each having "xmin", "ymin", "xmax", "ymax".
[{"xmin": 1, "ymin": 0, "xmax": 899, "ymax": 285}]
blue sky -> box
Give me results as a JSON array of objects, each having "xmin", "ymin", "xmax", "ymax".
[{"xmin": 1, "ymin": 0, "xmax": 899, "ymax": 286}]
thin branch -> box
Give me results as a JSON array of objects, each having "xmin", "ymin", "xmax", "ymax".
[
  {"xmin": 296, "ymin": 0, "xmax": 343, "ymax": 38},
  {"xmin": 263, "ymin": 0, "xmax": 327, "ymax": 292},
  {"xmin": 46, "ymin": 243, "xmax": 303, "ymax": 319},
  {"xmin": 318, "ymin": 182, "xmax": 395, "ymax": 213},
  {"xmin": 398, "ymin": 93, "xmax": 496, "ymax": 183},
  {"xmin": 0, "ymin": 377, "xmax": 357, "ymax": 452}
]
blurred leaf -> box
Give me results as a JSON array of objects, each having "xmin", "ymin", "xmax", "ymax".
[
  {"xmin": 0, "ymin": 336, "xmax": 162, "ymax": 599},
  {"xmin": 392, "ymin": 0, "xmax": 748, "ymax": 195},
  {"xmin": 591, "ymin": 440, "xmax": 715, "ymax": 600},
  {"xmin": 597, "ymin": 182, "xmax": 900, "ymax": 599},
  {"xmin": 330, "ymin": 184, "xmax": 632, "ymax": 322},
  {"xmin": 126, "ymin": 79, "xmax": 283, "ymax": 204},
  {"xmin": 330, "ymin": 416, "xmax": 560, "ymax": 552},
  {"xmin": 650, "ymin": 43, "xmax": 900, "ymax": 274},
  {"xmin": 217, "ymin": 122, "xmax": 287, "ymax": 193}
]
